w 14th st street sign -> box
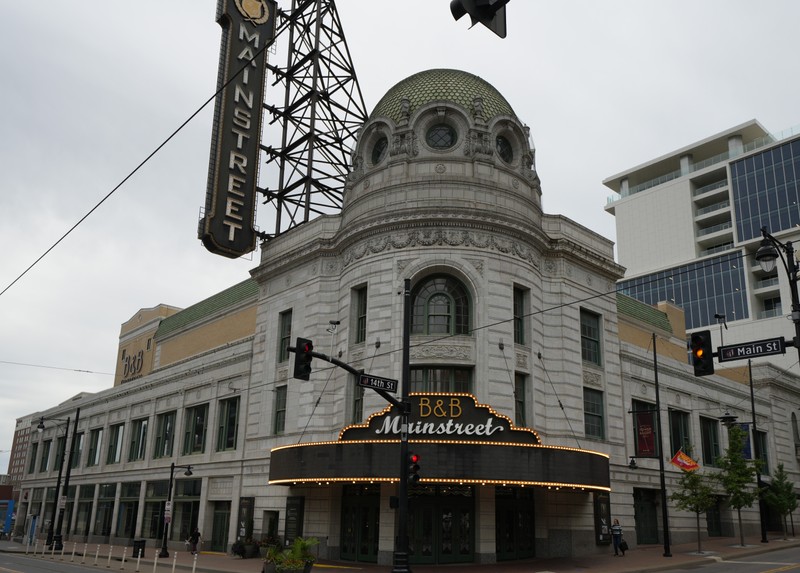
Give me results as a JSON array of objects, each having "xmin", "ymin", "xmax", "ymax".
[
  {"xmin": 358, "ymin": 374, "xmax": 398, "ymax": 394},
  {"xmin": 717, "ymin": 337, "xmax": 786, "ymax": 363}
]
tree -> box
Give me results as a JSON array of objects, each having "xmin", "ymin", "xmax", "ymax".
[
  {"xmin": 763, "ymin": 463, "xmax": 797, "ymax": 540},
  {"xmin": 670, "ymin": 468, "xmax": 717, "ymax": 553},
  {"xmin": 715, "ymin": 425, "xmax": 758, "ymax": 547}
]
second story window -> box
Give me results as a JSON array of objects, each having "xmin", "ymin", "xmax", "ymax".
[
  {"xmin": 411, "ymin": 275, "xmax": 471, "ymax": 335},
  {"xmin": 217, "ymin": 397, "xmax": 240, "ymax": 451},
  {"xmin": 580, "ymin": 309, "xmax": 602, "ymax": 366},
  {"xmin": 353, "ymin": 286, "xmax": 368, "ymax": 344},
  {"xmin": 28, "ymin": 442, "xmax": 39, "ymax": 474},
  {"xmin": 107, "ymin": 424, "xmax": 124, "ymax": 465},
  {"xmin": 128, "ymin": 419, "xmax": 148, "ymax": 462},
  {"xmin": 513, "ymin": 286, "xmax": 528, "ymax": 344},
  {"xmin": 183, "ymin": 404, "xmax": 209, "ymax": 455},
  {"xmin": 71, "ymin": 433, "xmax": 84, "ymax": 469},
  {"xmin": 274, "ymin": 386, "xmax": 287, "ymax": 435},
  {"xmin": 87, "ymin": 429, "xmax": 103, "ymax": 467},
  {"xmin": 278, "ymin": 310, "xmax": 292, "ymax": 362},
  {"xmin": 153, "ymin": 411, "xmax": 176, "ymax": 459},
  {"xmin": 39, "ymin": 440, "xmax": 51, "ymax": 473}
]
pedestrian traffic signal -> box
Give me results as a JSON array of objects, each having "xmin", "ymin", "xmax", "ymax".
[
  {"xmin": 407, "ymin": 452, "xmax": 421, "ymax": 484},
  {"xmin": 450, "ymin": 0, "xmax": 509, "ymax": 39},
  {"xmin": 293, "ymin": 337, "xmax": 314, "ymax": 381},
  {"xmin": 690, "ymin": 330, "xmax": 714, "ymax": 377}
]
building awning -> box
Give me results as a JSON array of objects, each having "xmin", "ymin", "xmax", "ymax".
[{"xmin": 269, "ymin": 393, "xmax": 609, "ymax": 491}]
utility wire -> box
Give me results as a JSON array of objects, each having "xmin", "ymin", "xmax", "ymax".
[{"xmin": 0, "ymin": 18, "xmax": 278, "ymax": 301}]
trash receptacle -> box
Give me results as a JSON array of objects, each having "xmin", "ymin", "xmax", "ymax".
[{"xmin": 132, "ymin": 539, "xmax": 146, "ymax": 558}]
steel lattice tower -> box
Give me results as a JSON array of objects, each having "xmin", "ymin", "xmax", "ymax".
[{"xmin": 259, "ymin": 0, "xmax": 368, "ymax": 239}]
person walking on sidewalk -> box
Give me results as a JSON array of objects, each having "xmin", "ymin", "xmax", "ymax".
[
  {"xmin": 188, "ymin": 528, "xmax": 202, "ymax": 554},
  {"xmin": 611, "ymin": 519, "xmax": 625, "ymax": 556}
]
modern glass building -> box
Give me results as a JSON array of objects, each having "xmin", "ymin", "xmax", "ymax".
[{"xmin": 604, "ymin": 120, "xmax": 800, "ymax": 370}]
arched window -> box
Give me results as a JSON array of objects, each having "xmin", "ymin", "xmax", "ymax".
[{"xmin": 411, "ymin": 275, "xmax": 471, "ymax": 335}]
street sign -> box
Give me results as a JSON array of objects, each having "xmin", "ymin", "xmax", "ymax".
[
  {"xmin": 58, "ymin": 495, "xmax": 66, "ymax": 510},
  {"xmin": 717, "ymin": 337, "xmax": 785, "ymax": 363},
  {"xmin": 164, "ymin": 500, "xmax": 172, "ymax": 522},
  {"xmin": 358, "ymin": 374, "xmax": 398, "ymax": 394}
]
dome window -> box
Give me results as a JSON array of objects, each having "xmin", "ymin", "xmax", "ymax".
[
  {"xmin": 426, "ymin": 124, "xmax": 457, "ymax": 150},
  {"xmin": 371, "ymin": 136, "xmax": 389, "ymax": 165},
  {"xmin": 496, "ymin": 136, "xmax": 513, "ymax": 163}
]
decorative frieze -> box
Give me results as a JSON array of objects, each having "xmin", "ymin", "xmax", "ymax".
[
  {"xmin": 410, "ymin": 344, "xmax": 471, "ymax": 360},
  {"xmin": 343, "ymin": 229, "xmax": 539, "ymax": 269}
]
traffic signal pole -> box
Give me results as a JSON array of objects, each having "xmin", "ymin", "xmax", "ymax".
[
  {"xmin": 392, "ymin": 278, "xmax": 412, "ymax": 573},
  {"xmin": 288, "ymin": 279, "xmax": 414, "ymax": 571}
]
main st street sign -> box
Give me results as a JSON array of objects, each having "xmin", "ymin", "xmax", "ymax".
[{"xmin": 717, "ymin": 336, "xmax": 786, "ymax": 363}]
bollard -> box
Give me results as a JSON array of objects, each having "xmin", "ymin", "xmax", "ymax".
[
  {"xmin": 190, "ymin": 551, "xmax": 198, "ymax": 573},
  {"xmin": 71, "ymin": 541, "xmax": 78, "ymax": 562},
  {"xmin": 50, "ymin": 542, "xmax": 56, "ymax": 559},
  {"xmin": 151, "ymin": 553, "xmax": 158, "ymax": 573},
  {"xmin": 94, "ymin": 543, "xmax": 101, "ymax": 566},
  {"xmin": 120, "ymin": 547, "xmax": 127, "ymax": 570},
  {"xmin": 135, "ymin": 550, "xmax": 142, "ymax": 573},
  {"xmin": 107, "ymin": 545, "xmax": 114, "ymax": 568},
  {"xmin": 170, "ymin": 552, "xmax": 178, "ymax": 573},
  {"xmin": 60, "ymin": 541, "xmax": 66, "ymax": 561},
  {"xmin": 82, "ymin": 542, "xmax": 89, "ymax": 564}
]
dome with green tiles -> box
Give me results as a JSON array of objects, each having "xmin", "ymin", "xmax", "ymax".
[{"xmin": 370, "ymin": 69, "xmax": 516, "ymax": 123}]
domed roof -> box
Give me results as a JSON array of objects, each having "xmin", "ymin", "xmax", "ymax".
[{"xmin": 370, "ymin": 69, "xmax": 515, "ymax": 123}]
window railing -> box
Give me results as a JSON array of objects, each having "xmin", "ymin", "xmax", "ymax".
[
  {"xmin": 759, "ymin": 307, "xmax": 783, "ymax": 319},
  {"xmin": 699, "ymin": 242, "xmax": 734, "ymax": 257},
  {"xmin": 754, "ymin": 276, "xmax": 780, "ymax": 290},
  {"xmin": 696, "ymin": 221, "xmax": 732, "ymax": 237},
  {"xmin": 695, "ymin": 200, "xmax": 730, "ymax": 216},
  {"xmin": 693, "ymin": 180, "xmax": 728, "ymax": 197}
]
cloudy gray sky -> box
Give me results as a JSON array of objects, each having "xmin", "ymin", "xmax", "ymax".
[{"xmin": 2, "ymin": 0, "xmax": 799, "ymax": 470}]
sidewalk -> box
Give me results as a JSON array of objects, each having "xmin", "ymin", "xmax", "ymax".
[{"xmin": 3, "ymin": 534, "xmax": 800, "ymax": 573}]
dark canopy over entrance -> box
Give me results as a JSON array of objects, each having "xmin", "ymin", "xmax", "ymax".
[{"xmin": 270, "ymin": 393, "xmax": 609, "ymax": 491}]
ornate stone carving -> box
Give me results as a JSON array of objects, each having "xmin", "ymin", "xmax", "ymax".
[
  {"xmin": 464, "ymin": 129, "xmax": 494, "ymax": 158},
  {"xmin": 390, "ymin": 131, "xmax": 418, "ymax": 157},
  {"xmin": 515, "ymin": 352, "xmax": 528, "ymax": 370},
  {"xmin": 583, "ymin": 370, "xmax": 603, "ymax": 387},
  {"xmin": 465, "ymin": 258, "xmax": 484, "ymax": 276},
  {"xmin": 471, "ymin": 97, "xmax": 485, "ymax": 123},
  {"xmin": 435, "ymin": 163, "xmax": 446, "ymax": 174},
  {"xmin": 411, "ymin": 344, "xmax": 471, "ymax": 360},
  {"xmin": 344, "ymin": 229, "xmax": 540, "ymax": 269},
  {"xmin": 348, "ymin": 154, "xmax": 364, "ymax": 181}
]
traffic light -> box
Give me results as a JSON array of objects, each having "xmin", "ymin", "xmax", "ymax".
[
  {"xmin": 407, "ymin": 452, "xmax": 421, "ymax": 484},
  {"xmin": 690, "ymin": 330, "xmax": 714, "ymax": 377},
  {"xmin": 293, "ymin": 337, "xmax": 313, "ymax": 381},
  {"xmin": 450, "ymin": 0, "xmax": 509, "ymax": 39}
]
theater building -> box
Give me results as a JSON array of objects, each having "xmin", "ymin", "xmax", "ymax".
[{"xmin": 16, "ymin": 69, "xmax": 800, "ymax": 565}]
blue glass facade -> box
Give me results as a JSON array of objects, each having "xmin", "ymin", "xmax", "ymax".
[
  {"xmin": 619, "ymin": 252, "xmax": 748, "ymax": 330},
  {"xmin": 731, "ymin": 137, "xmax": 800, "ymax": 242}
]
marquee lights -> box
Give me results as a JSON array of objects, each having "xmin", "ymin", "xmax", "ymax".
[
  {"xmin": 271, "ymin": 438, "xmax": 609, "ymax": 458},
  {"xmin": 268, "ymin": 475, "xmax": 609, "ymax": 491}
]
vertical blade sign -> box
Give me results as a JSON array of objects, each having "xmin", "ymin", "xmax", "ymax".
[{"xmin": 200, "ymin": 0, "xmax": 277, "ymax": 258}]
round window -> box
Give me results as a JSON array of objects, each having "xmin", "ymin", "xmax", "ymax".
[
  {"xmin": 496, "ymin": 136, "xmax": 513, "ymax": 163},
  {"xmin": 371, "ymin": 136, "xmax": 388, "ymax": 165},
  {"xmin": 426, "ymin": 124, "xmax": 457, "ymax": 150}
]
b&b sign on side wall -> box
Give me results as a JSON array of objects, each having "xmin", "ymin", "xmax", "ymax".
[{"xmin": 200, "ymin": 0, "xmax": 277, "ymax": 258}]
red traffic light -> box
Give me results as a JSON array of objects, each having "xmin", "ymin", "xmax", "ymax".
[
  {"xmin": 407, "ymin": 452, "xmax": 421, "ymax": 484},
  {"xmin": 293, "ymin": 337, "xmax": 314, "ymax": 381}
]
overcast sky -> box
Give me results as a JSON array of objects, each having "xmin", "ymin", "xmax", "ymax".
[{"xmin": 2, "ymin": 0, "xmax": 799, "ymax": 471}]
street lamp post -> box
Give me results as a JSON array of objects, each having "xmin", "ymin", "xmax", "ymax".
[
  {"xmin": 755, "ymin": 226, "xmax": 800, "ymax": 364},
  {"xmin": 158, "ymin": 463, "xmax": 193, "ymax": 558},
  {"xmin": 53, "ymin": 408, "xmax": 80, "ymax": 551},
  {"xmin": 36, "ymin": 416, "xmax": 69, "ymax": 547}
]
